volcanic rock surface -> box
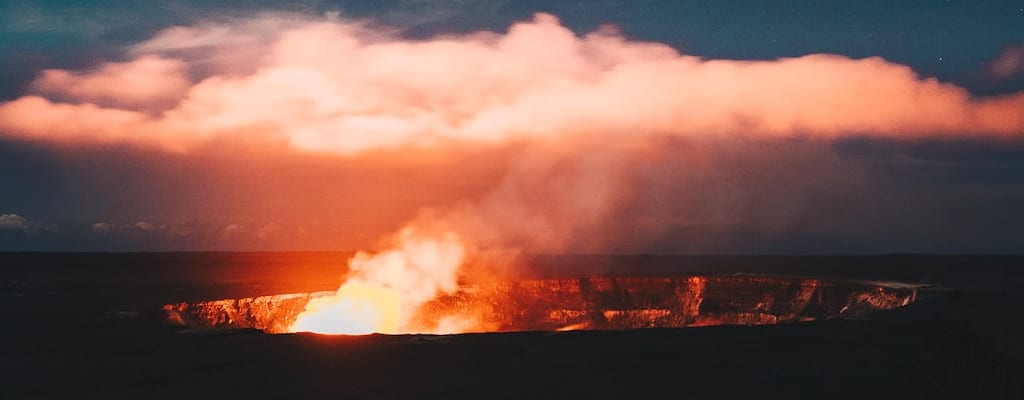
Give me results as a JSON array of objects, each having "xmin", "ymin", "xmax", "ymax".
[{"xmin": 163, "ymin": 275, "xmax": 918, "ymax": 333}]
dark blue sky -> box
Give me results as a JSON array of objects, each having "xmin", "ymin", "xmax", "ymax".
[{"xmin": 1, "ymin": 1, "xmax": 1023, "ymax": 253}]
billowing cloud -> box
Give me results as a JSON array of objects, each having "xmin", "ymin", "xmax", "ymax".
[
  {"xmin": 30, "ymin": 56, "xmax": 190, "ymax": 111},
  {"xmin": 2, "ymin": 12, "xmax": 1023, "ymax": 257},
  {"xmin": 0, "ymin": 13, "xmax": 1021, "ymax": 155}
]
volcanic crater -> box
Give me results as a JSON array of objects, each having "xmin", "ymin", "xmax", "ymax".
[{"xmin": 162, "ymin": 274, "xmax": 918, "ymax": 334}]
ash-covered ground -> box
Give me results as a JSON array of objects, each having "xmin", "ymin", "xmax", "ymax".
[{"xmin": 2, "ymin": 253, "xmax": 1022, "ymax": 399}]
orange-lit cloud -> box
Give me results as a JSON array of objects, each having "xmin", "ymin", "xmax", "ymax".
[
  {"xmin": 30, "ymin": 55, "xmax": 190, "ymax": 111},
  {"xmin": 1, "ymin": 13, "xmax": 1022, "ymax": 155}
]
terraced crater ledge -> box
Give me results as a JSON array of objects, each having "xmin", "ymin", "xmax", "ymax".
[{"xmin": 162, "ymin": 275, "xmax": 919, "ymax": 334}]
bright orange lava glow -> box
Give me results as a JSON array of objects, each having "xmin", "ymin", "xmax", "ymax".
[
  {"xmin": 290, "ymin": 282, "xmax": 401, "ymax": 334},
  {"xmin": 288, "ymin": 227, "xmax": 467, "ymax": 335}
]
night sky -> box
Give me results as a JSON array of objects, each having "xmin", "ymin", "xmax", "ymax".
[{"xmin": 1, "ymin": 0, "xmax": 1023, "ymax": 253}]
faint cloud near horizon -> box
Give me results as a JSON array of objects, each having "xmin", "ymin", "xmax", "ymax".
[
  {"xmin": 91, "ymin": 221, "xmax": 190, "ymax": 237},
  {"xmin": 0, "ymin": 213, "xmax": 57, "ymax": 235}
]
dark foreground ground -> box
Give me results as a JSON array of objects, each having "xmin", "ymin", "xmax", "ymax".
[{"xmin": 2, "ymin": 253, "xmax": 1023, "ymax": 399}]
